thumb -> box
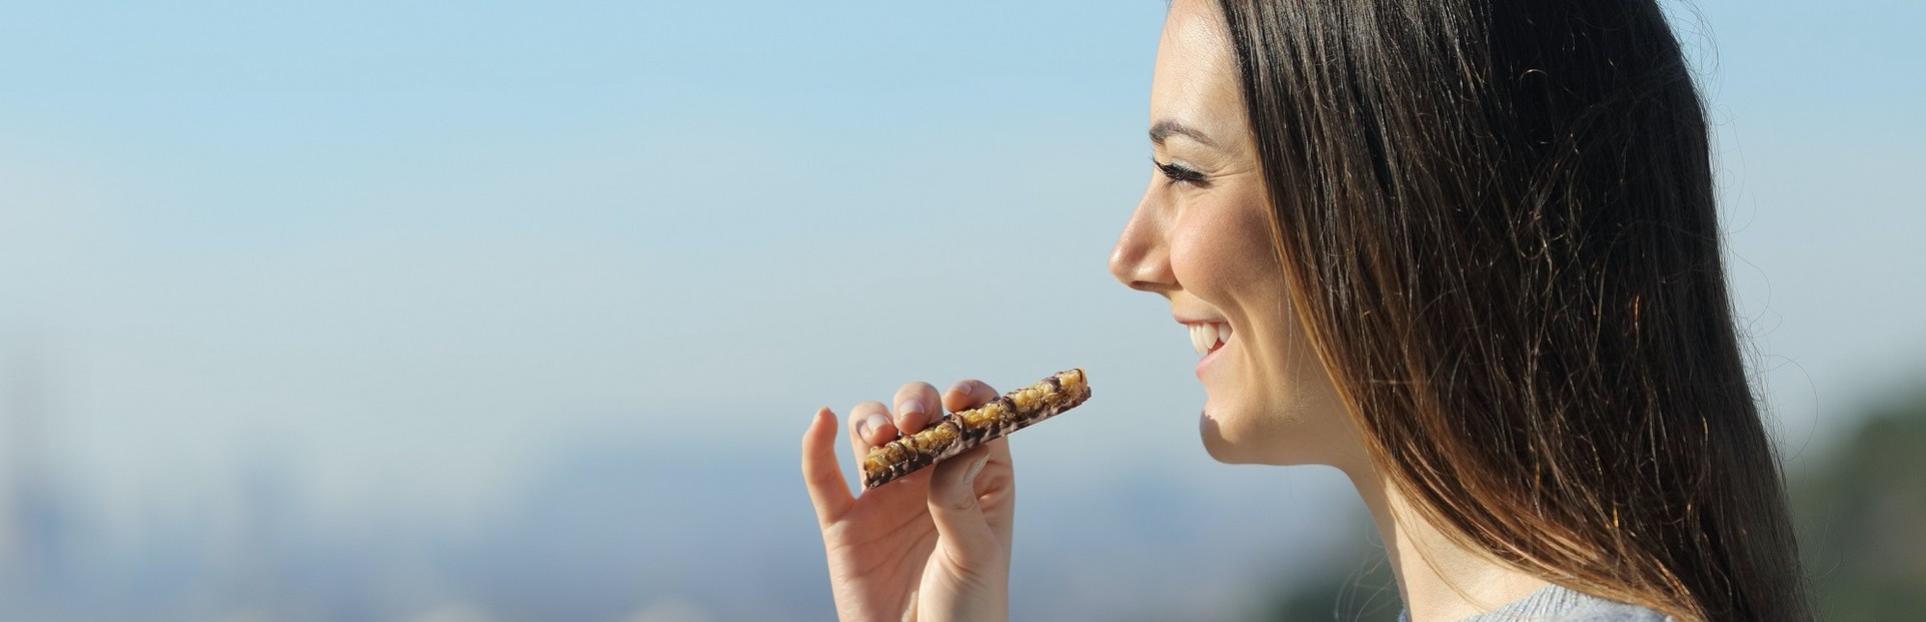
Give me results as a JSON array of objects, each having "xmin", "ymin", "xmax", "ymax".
[{"xmin": 926, "ymin": 445, "xmax": 998, "ymax": 565}]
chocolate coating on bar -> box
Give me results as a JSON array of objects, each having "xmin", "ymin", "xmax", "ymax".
[{"xmin": 860, "ymin": 368, "xmax": 1091, "ymax": 489}]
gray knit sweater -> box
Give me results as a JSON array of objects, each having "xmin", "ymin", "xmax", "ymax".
[{"xmin": 1395, "ymin": 584, "xmax": 1672, "ymax": 622}]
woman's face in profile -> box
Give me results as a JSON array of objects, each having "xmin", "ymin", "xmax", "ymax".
[{"xmin": 1109, "ymin": 0, "xmax": 1356, "ymax": 469}]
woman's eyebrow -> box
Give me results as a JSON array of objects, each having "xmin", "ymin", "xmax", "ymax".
[{"xmin": 1148, "ymin": 119, "xmax": 1217, "ymax": 148}]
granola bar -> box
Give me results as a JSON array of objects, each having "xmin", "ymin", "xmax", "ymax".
[{"xmin": 861, "ymin": 368, "xmax": 1091, "ymax": 489}]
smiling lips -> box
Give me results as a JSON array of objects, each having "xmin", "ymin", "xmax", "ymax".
[{"xmin": 1186, "ymin": 321, "xmax": 1231, "ymax": 357}]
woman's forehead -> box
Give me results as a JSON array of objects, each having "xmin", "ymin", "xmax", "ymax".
[
  {"xmin": 1157, "ymin": 0, "xmax": 1231, "ymax": 72},
  {"xmin": 1150, "ymin": 1, "xmax": 1244, "ymax": 146}
]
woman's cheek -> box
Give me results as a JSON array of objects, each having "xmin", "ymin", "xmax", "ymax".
[
  {"xmin": 1165, "ymin": 218, "xmax": 1209, "ymax": 294},
  {"xmin": 1169, "ymin": 196, "xmax": 1275, "ymax": 304}
]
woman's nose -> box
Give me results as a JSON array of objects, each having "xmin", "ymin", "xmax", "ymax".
[{"xmin": 1109, "ymin": 189, "xmax": 1177, "ymax": 294}]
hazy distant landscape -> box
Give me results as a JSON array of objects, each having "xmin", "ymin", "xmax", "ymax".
[
  {"xmin": 0, "ymin": 382, "xmax": 1367, "ymax": 621},
  {"xmin": 6, "ymin": 366, "xmax": 1924, "ymax": 620}
]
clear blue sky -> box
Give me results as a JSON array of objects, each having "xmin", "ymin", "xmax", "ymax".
[{"xmin": 1, "ymin": 1, "xmax": 1921, "ymax": 615}]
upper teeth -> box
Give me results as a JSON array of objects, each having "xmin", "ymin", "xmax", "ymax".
[{"xmin": 1188, "ymin": 322, "xmax": 1231, "ymax": 355}]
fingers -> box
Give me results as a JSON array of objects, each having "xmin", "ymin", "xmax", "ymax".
[
  {"xmin": 891, "ymin": 381, "xmax": 943, "ymax": 434},
  {"xmin": 846, "ymin": 400, "xmax": 895, "ymax": 461},
  {"xmin": 943, "ymin": 378, "xmax": 1000, "ymax": 413},
  {"xmin": 834, "ymin": 379, "xmax": 1001, "ymax": 503},
  {"xmin": 926, "ymin": 443, "xmax": 999, "ymax": 565},
  {"xmin": 946, "ymin": 379, "xmax": 1016, "ymax": 465},
  {"xmin": 801, "ymin": 406, "xmax": 854, "ymax": 525}
]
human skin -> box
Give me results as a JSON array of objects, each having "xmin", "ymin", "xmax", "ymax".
[
  {"xmin": 799, "ymin": 379, "xmax": 1013, "ymax": 622},
  {"xmin": 804, "ymin": 1, "xmax": 1556, "ymax": 620}
]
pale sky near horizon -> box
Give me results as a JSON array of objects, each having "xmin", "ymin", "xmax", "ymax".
[{"xmin": 2, "ymin": 0, "xmax": 1921, "ymax": 532}]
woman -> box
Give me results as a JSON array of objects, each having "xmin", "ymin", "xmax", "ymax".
[{"xmin": 799, "ymin": 0, "xmax": 1812, "ymax": 620}]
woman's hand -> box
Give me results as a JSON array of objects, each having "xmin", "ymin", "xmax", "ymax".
[{"xmin": 800, "ymin": 379, "xmax": 1015, "ymax": 622}]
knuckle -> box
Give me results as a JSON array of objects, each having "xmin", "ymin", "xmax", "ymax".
[{"xmin": 947, "ymin": 494, "xmax": 977, "ymax": 514}]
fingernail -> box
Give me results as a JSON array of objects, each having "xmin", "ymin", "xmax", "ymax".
[
  {"xmin": 897, "ymin": 398, "xmax": 924, "ymax": 419},
  {"xmin": 862, "ymin": 413, "xmax": 889, "ymax": 438}
]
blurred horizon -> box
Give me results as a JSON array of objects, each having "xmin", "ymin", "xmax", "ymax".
[{"xmin": 4, "ymin": 0, "xmax": 1924, "ymax": 620}]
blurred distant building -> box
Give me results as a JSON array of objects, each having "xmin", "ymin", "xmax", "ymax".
[{"xmin": 0, "ymin": 335, "xmax": 69, "ymax": 598}]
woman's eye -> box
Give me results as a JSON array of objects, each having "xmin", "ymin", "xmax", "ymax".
[{"xmin": 1152, "ymin": 157, "xmax": 1209, "ymax": 186}]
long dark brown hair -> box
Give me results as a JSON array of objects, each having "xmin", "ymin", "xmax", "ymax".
[{"xmin": 1211, "ymin": 0, "xmax": 1809, "ymax": 619}]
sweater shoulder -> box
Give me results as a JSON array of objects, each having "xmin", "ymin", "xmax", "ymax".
[
  {"xmin": 1546, "ymin": 601, "xmax": 1671, "ymax": 622},
  {"xmin": 1465, "ymin": 584, "xmax": 1672, "ymax": 622},
  {"xmin": 1395, "ymin": 584, "xmax": 1674, "ymax": 622}
]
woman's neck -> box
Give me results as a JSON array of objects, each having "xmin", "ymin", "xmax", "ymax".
[{"xmin": 1341, "ymin": 465, "xmax": 1551, "ymax": 621}]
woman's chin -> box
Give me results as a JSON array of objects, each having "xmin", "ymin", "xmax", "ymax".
[
  {"xmin": 1199, "ymin": 405, "xmax": 1327, "ymax": 466},
  {"xmin": 1199, "ymin": 407, "xmax": 1262, "ymax": 464}
]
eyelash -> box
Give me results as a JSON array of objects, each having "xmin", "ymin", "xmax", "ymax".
[{"xmin": 1152, "ymin": 157, "xmax": 1209, "ymax": 186}]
